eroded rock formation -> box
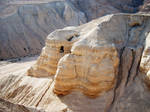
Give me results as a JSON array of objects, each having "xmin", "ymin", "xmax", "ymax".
[
  {"xmin": 27, "ymin": 28, "xmax": 79, "ymax": 77},
  {"xmin": 28, "ymin": 13, "xmax": 150, "ymax": 100},
  {"xmin": 1, "ymin": 14, "xmax": 150, "ymax": 112}
]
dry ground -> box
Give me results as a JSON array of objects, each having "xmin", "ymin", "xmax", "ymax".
[{"xmin": 0, "ymin": 56, "xmax": 38, "ymax": 77}]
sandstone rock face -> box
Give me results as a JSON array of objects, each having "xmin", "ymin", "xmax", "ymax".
[
  {"xmin": 54, "ymin": 45, "xmax": 119, "ymax": 97},
  {"xmin": 28, "ymin": 13, "xmax": 150, "ymax": 100},
  {"xmin": 2, "ymin": 14, "xmax": 150, "ymax": 112},
  {"xmin": 28, "ymin": 15, "xmax": 121, "ymax": 97},
  {"xmin": 27, "ymin": 28, "xmax": 79, "ymax": 77}
]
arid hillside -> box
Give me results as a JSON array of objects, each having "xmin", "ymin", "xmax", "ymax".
[{"xmin": 0, "ymin": 0, "xmax": 147, "ymax": 60}]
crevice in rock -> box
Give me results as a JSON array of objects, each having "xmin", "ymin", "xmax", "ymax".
[
  {"xmin": 106, "ymin": 18, "xmax": 147, "ymax": 112},
  {"xmin": 67, "ymin": 34, "xmax": 79, "ymax": 42},
  {"xmin": 35, "ymin": 82, "xmax": 52, "ymax": 107},
  {"xmin": 125, "ymin": 48, "xmax": 134, "ymax": 86},
  {"xmin": 105, "ymin": 46, "xmax": 126, "ymax": 112}
]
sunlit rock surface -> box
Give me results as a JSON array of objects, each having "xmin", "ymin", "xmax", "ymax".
[{"xmin": 1, "ymin": 14, "xmax": 150, "ymax": 112}]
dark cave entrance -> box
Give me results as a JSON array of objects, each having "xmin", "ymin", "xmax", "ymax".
[{"xmin": 60, "ymin": 46, "xmax": 64, "ymax": 53}]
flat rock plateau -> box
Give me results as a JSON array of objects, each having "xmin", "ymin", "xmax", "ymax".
[{"xmin": 1, "ymin": 14, "xmax": 150, "ymax": 112}]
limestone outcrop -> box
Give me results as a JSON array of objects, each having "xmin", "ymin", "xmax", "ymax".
[
  {"xmin": 28, "ymin": 13, "xmax": 150, "ymax": 99},
  {"xmin": 2, "ymin": 14, "xmax": 150, "ymax": 112},
  {"xmin": 27, "ymin": 28, "xmax": 79, "ymax": 77}
]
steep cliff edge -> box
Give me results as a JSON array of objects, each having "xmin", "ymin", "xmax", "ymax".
[{"xmin": 1, "ymin": 14, "xmax": 150, "ymax": 112}]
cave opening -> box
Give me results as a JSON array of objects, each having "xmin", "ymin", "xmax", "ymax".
[
  {"xmin": 60, "ymin": 46, "xmax": 64, "ymax": 53},
  {"xmin": 67, "ymin": 36, "xmax": 74, "ymax": 41},
  {"xmin": 24, "ymin": 48, "xmax": 27, "ymax": 52}
]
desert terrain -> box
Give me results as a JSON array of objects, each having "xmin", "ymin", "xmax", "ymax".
[{"xmin": 1, "ymin": 0, "xmax": 150, "ymax": 112}]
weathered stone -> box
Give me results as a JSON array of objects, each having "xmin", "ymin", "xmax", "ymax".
[
  {"xmin": 2, "ymin": 14, "xmax": 150, "ymax": 112},
  {"xmin": 28, "ymin": 14, "xmax": 150, "ymax": 99}
]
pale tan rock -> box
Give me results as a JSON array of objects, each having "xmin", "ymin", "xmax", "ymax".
[
  {"xmin": 140, "ymin": 32, "xmax": 150, "ymax": 71},
  {"xmin": 2, "ymin": 14, "xmax": 150, "ymax": 112},
  {"xmin": 28, "ymin": 14, "xmax": 150, "ymax": 98},
  {"xmin": 27, "ymin": 28, "xmax": 79, "ymax": 77},
  {"xmin": 53, "ymin": 29, "xmax": 119, "ymax": 97},
  {"xmin": 28, "ymin": 15, "xmax": 121, "ymax": 97},
  {"xmin": 0, "ymin": 58, "xmax": 67, "ymax": 112},
  {"xmin": 140, "ymin": 32, "xmax": 150, "ymax": 85},
  {"xmin": 0, "ymin": 74, "xmax": 52, "ymax": 107}
]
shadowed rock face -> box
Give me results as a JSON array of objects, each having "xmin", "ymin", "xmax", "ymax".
[
  {"xmin": 0, "ymin": 0, "xmax": 86, "ymax": 60},
  {"xmin": 70, "ymin": 0, "xmax": 144, "ymax": 21},
  {"xmin": 1, "ymin": 14, "xmax": 150, "ymax": 112}
]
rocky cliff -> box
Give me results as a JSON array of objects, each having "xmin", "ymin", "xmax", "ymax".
[
  {"xmin": 70, "ymin": 0, "xmax": 144, "ymax": 21},
  {"xmin": 0, "ymin": 0, "xmax": 86, "ymax": 60},
  {"xmin": 1, "ymin": 14, "xmax": 150, "ymax": 112},
  {"xmin": 0, "ymin": 0, "xmax": 146, "ymax": 60}
]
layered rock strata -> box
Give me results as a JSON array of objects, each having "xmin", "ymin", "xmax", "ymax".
[
  {"xmin": 27, "ymin": 28, "xmax": 79, "ymax": 77},
  {"xmin": 28, "ymin": 14, "xmax": 150, "ymax": 99},
  {"xmin": 1, "ymin": 14, "xmax": 150, "ymax": 112}
]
